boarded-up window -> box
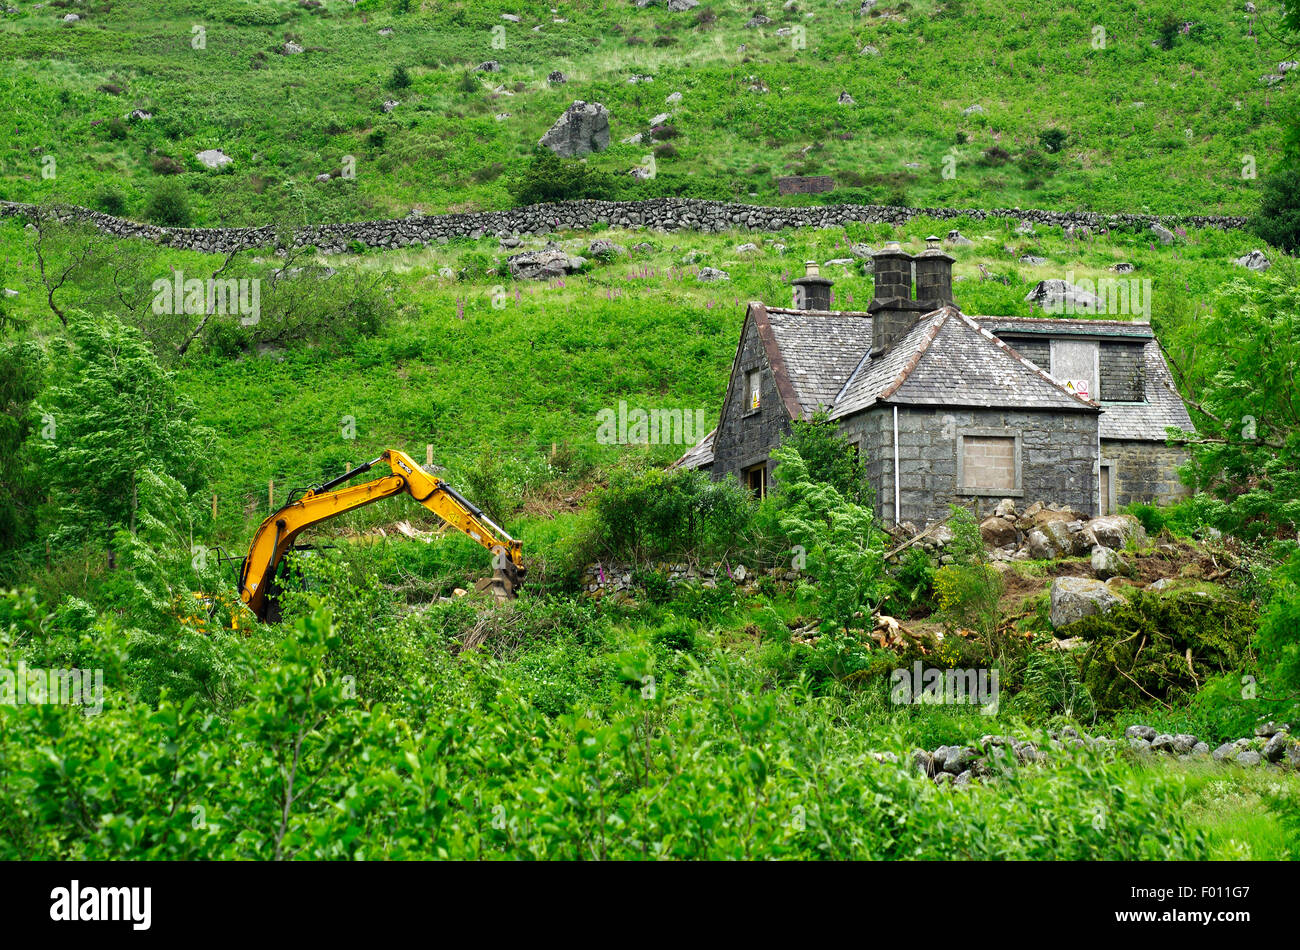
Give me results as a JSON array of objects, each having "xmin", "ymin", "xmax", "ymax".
[
  {"xmin": 744, "ymin": 369, "xmax": 761, "ymax": 411},
  {"xmin": 962, "ymin": 436, "xmax": 1016, "ymax": 491}
]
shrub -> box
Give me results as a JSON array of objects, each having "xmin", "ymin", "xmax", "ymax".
[
  {"xmin": 1039, "ymin": 128, "xmax": 1067, "ymax": 153},
  {"xmin": 588, "ymin": 466, "xmax": 754, "ymax": 563},
  {"xmin": 980, "ymin": 146, "xmax": 1011, "ymax": 166},
  {"xmin": 92, "ymin": 187, "xmax": 126, "ymax": 216},
  {"xmin": 777, "ymin": 411, "xmax": 872, "ymax": 506},
  {"xmin": 144, "ymin": 180, "xmax": 192, "ymax": 227},
  {"xmin": 387, "ymin": 65, "xmax": 412, "ymax": 91},
  {"xmin": 933, "ymin": 506, "xmax": 1004, "ymax": 655},
  {"xmin": 1252, "ymin": 162, "xmax": 1300, "ymax": 253}
]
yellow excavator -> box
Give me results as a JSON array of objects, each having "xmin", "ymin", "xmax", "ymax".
[{"xmin": 236, "ymin": 448, "xmax": 525, "ymax": 623}]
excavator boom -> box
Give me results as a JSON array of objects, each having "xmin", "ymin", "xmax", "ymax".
[{"xmin": 237, "ymin": 449, "xmax": 523, "ymax": 621}]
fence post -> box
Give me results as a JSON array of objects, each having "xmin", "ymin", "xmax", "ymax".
[{"xmin": 426, "ymin": 443, "xmax": 433, "ymax": 468}]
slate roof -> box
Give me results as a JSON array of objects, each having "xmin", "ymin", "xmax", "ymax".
[
  {"xmin": 762, "ymin": 307, "xmax": 873, "ymax": 413},
  {"xmin": 979, "ymin": 317, "xmax": 1192, "ymax": 439},
  {"xmin": 1097, "ymin": 340, "xmax": 1194, "ymax": 440},
  {"xmin": 676, "ymin": 304, "xmax": 1191, "ymax": 470},
  {"xmin": 831, "ymin": 308, "xmax": 1097, "ymax": 418},
  {"xmin": 980, "ymin": 316, "xmax": 1155, "ymax": 340},
  {"xmin": 672, "ymin": 427, "xmax": 715, "ymax": 470}
]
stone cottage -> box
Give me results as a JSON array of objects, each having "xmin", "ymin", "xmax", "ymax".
[{"xmin": 675, "ymin": 239, "xmax": 1194, "ymax": 524}]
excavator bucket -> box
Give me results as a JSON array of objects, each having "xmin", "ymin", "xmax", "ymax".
[{"xmin": 473, "ymin": 547, "xmax": 523, "ymax": 603}]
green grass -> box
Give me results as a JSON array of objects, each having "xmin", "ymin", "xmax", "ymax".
[{"xmin": 0, "ymin": 0, "xmax": 1293, "ymax": 223}]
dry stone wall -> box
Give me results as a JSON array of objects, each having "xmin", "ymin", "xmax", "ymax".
[{"xmin": 0, "ymin": 199, "xmax": 1249, "ymax": 255}]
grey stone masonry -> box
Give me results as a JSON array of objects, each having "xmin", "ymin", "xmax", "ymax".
[
  {"xmin": 840, "ymin": 406, "xmax": 1100, "ymax": 524},
  {"xmin": 0, "ymin": 198, "xmax": 1249, "ymax": 255},
  {"xmin": 711, "ymin": 315, "xmax": 792, "ymax": 484},
  {"xmin": 1100, "ymin": 340, "xmax": 1146, "ymax": 402},
  {"xmin": 1103, "ymin": 439, "xmax": 1191, "ymax": 507}
]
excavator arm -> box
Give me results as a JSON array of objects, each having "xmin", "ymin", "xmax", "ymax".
[{"xmin": 237, "ymin": 449, "xmax": 524, "ymax": 621}]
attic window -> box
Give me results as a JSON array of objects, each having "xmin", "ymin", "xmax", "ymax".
[{"xmin": 744, "ymin": 369, "xmax": 762, "ymax": 411}]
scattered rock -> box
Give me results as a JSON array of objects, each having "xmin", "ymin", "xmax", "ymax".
[
  {"xmin": 477, "ymin": 61, "xmax": 501, "ymax": 72},
  {"xmin": 1110, "ymin": 262, "xmax": 1135, "ymax": 273},
  {"xmin": 1087, "ymin": 514, "xmax": 1146, "ymax": 550},
  {"xmin": 1125, "ymin": 725, "xmax": 1157, "ymax": 741},
  {"xmin": 1236, "ymin": 750, "xmax": 1262, "ymax": 767},
  {"xmin": 586, "ymin": 239, "xmax": 626, "ymax": 258},
  {"xmin": 745, "ymin": 14, "xmax": 771, "ymax": 27},
  {"xmin": 962, "ymin": 104, "xmax": 985, "ymax": 115},
  {"xmin": 1150, "ymin": 223, "xmax": 1177, "ymax": 245},
  {"xmin": 507, "ymin": 246, "xmax": 586, "ymax": 280},
  {"xmin": 1049, "ymin": 576, "xmax": 1123, "ymax": 628},
  {"xmin": 382, "ymin": 99, "xmax": 400, "ymax": 113},
  {"xmin": 547, "ymin": 70, "xmax": 567, "ymax": 84},
  {"xmin": 838, "ymin": 91, "xmax": 856, "ymax": 105},
  {"xmin": 860, "ymin": 45, "xmax": 880, "ymax": 56},
  {"xmin": 1234, "ymin": 250, "xmax": 1270, "ymax": 271},
  {"xmin": 539, "ymin": 100, "xmax": 611, "ymax": 157},
  {"xmin": 1025, "ymin": 279, "xmax": 1100, "ymax": 314},
  {"xmin": 696, "ymin": 267, "xmax": 730, "ymax": 282},
  {"xmin": 1091, "ymin": 545, "xmax": 1125, "ymax": 580},
  {"xmin": 667, "ymin": 0, "xmax": 699, "ymax": 9},
  {"xmin": 945, "ymin": 229, "xmax": 974, "ymax": 246},
  {"xmin": 195, "ymin": 149, "xmax": 233, "ymax": 170}
]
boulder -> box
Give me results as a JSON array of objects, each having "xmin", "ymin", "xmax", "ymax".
[
  {"xmin": 547, "ymin": 70, "xmax": 567, "ymax": 84},
  {"xmin": 1262, "ymin": 731, "xmax": 1290, "ymax": 763},
  {"xmin": 1212, "ymin": 742, "xmax": 1239, "ymax": 762},
  {"xmin": 1256, "ymin": 720, "xmax": 1287, "ymax": 737},
  {"xmin": 507, "ymin": 247, "xmax": 586, "ymax": 280},
  {"xmin": 1049, "ymin": 576, "xmax": 1123, "ymax": 628},
  {"xmin": 1025, "ymin": 529, "xmax": 1055, "ymax": 560},
  {"xmin": 539, "ymin": 101, "xmax": 611, "ymax": 157},
  {"xmin": 1150, "ymin": 223, "xmax": 1177, "ymax": 245},
  {"xmin": 1087, "ymin": 514, "xmax": 1146, "ymax": 550},
  {"xmin": 195, "ymin": 149, "xmax": 233, "ymax": 169},
  {"xmin": 945, "ymin": 229, "xmax": 974, "ymax": 246},
  {"xmin": 980, "ymin": 516, "xmax": 1018, "ymax": 548},
  {"xmin": 1172, "ymin": 734, "xmax": 1198, "ymax": 755},
  {"xmin": 1025, "ymin": 279, "xmax": 1100, "ymax": 314},
  {"xmin": 1125, "ymin": 724, "xmax": 1156, "ymax": 741},
  {"xmin": 838, "ymin": 91, "xmax": 856, "ymax": 105},
  {"xmin": 586, "ymin": 239, "xmax": 626, "ymax": 259},
  {"xmin": 696, "ymin": 267, "xmax": 730, "ymax": 282},
  {"xmin": 1234, "ymin": 250, "xmax": 1271, "ymax": 271},
  {"xmin": 1236, "ymin": 750, "xmax": 1262, "ymax": 767},
  {"xmin": 1091, "ymin": 546, "xmax": 1125, "ymax": 580},
  {"xmin": 994, "ymin": 498, "xmax": 1018, "ymax": 519}
]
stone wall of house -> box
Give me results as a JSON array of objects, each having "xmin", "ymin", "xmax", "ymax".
[
  {"xmin": 709, "ymin": 317, "xmax": 790, "ymax": 486},
  {"xmin": 1102, "ymin": 439, "xmax": 1191, "ymax": 507},
  {"xmin": 0, "ymin": 198, "xmax": 1248, "ymax": 255},
  {"xmin": 840, "ymin": 406, "xmax": 1100, "ymax": 524},
  {"xmin": 1099, "ymin": 341, "xmax": 1146, "ymax": 402}
]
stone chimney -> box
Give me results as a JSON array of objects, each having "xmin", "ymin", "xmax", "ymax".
[
  {"xmin": 792, "ymin": 260, "xmax": 833, "ymax": 311},
  {"xmin": 869, "ymin": 241, "xmax": 923, "ymax": 358},
  {"xmin": 914, "ymin": 235, "xmax": 955, "ymax": 308}
]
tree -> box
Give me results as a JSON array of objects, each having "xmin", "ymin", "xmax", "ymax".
[
  {"xmin": 778, "ymin": 411, "xmax": 872, "ymax": 507},
  {"xmin": 1164, "ymin": 267, "xmax": 1300, "ymax": 539},
  {"xmin": 0, "ymin": 341, "xmax": 43, "ymax": 556},
  {"xmin": 1253, "ymin": 163, "xmax": 1300, "ymax": 254},
  {"xmin": 34, "ymin": 314, "xmax": 214, "ymax": 548}
]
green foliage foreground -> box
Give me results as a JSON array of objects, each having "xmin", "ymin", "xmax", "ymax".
[{"xmin": 0, "ymin": 601, "xmax": 1211, "ymax": 860}]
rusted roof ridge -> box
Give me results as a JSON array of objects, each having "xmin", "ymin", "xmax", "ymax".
[
  {"xmin": 878, "ymin": 310, "xmax": 950, "ymax": 402},
  {"xmin": 753, "ymin": 302, "xmax": 805, "ymax": 420}
]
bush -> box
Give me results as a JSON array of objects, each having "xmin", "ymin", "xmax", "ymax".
[
  {"xmin": 1253, "ymin": 162, "xmax": 1300, "ymax": 253},
  {"xmin": 387, "ymin": 65, "xmax": 412, "ymax": 91},
  {"xmin": 508, "ymin": 148, "xmax": 614, "ymax": 205},
  {"xmin": 933, "ymin": 506, "xmax": 1004, "ymax": 655},
  {"xmin": 777, "ymin": 411, "xmax": 872, "ymax": 506},
  {"xmin": 92, "ymin": 187, "xmax": 126, "ymax": 216},
  {"xmin": 144, "ymin": 180, "xmax": 192, "ymax": 227},
  {"xmin": 1039, "ymin": 128, "xmax": 1067, "ymax": 153},
  {"xmin": 587, "ymin": 466, "xmax": 754, "ymax": 563}
]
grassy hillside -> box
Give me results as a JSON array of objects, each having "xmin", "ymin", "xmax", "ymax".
[{"xmin": 0, "ymin": 0, "xmax": 1293, "ymax": 223}]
